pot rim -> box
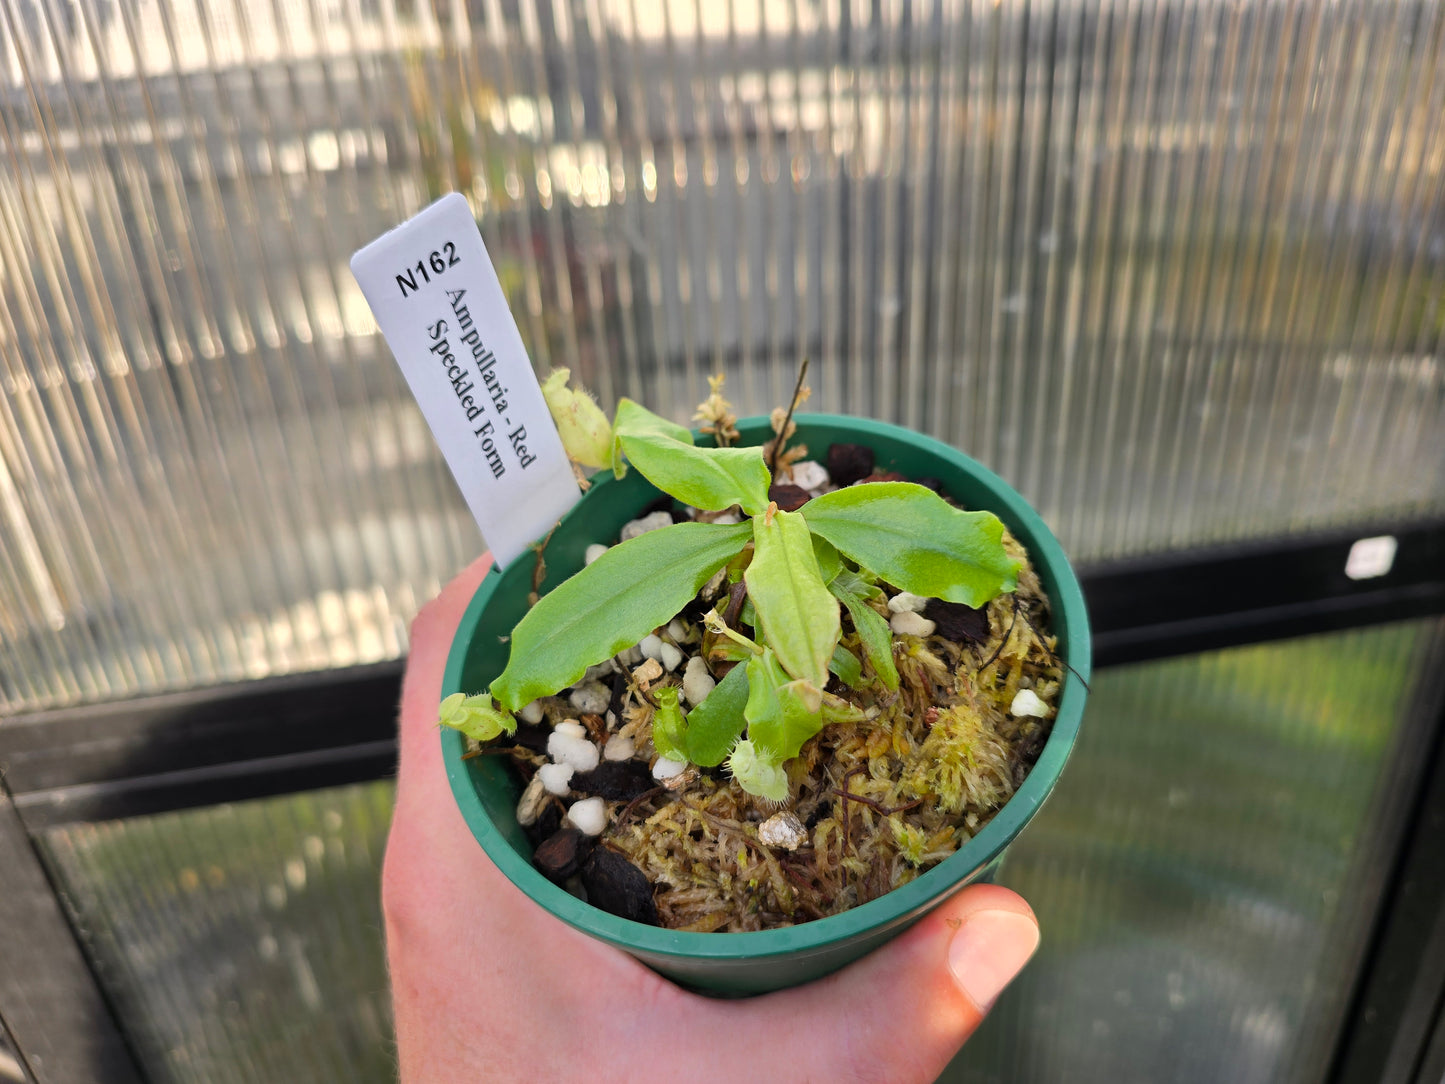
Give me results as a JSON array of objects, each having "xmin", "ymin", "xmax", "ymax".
[{"xmin": 441, "ymin": 413, "xmax": 1091, "ymax": 962}]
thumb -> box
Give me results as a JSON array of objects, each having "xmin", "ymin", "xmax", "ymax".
[{"xmin": 740, "ymin": 884, "xmax": 1039, "ymax": 1084}]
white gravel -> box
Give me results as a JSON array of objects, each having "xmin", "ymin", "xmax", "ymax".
[
  {"xmin": 681, "ymin": 656, "xmax": 716, "ymax": 705},
  {"xmin": 639, "ymin": 633, "xmax": 666, "ymax": 662},
  {"xmin": 620, "ymin": 510, "xmax": 674, "ymax": 541},
  {"xmin": 652, "ymin": 757, "xmax": 688, "ymax": 781},
  {"xmin": 548, "ymin": 731, "xmax": 600, "ymax": 772},
  {"xmin": 603, "ymin": 734, "xmax": 635, "ymax": 761},
  {"xmin": 659, "ymin": 641, "xmax": 684, "ymax": 672},
  {"xmin": 584, "ymin": 543, "xmax": 608, "ymax": 565},
  {"xmin": 890, "ymin": 611, "xmax": 937, "ymax": 637},
  {"xmin": 568, "ymin": 682, "xmax": 611, "ymax": 715},
  {"xmin": 538, "ymin": 762, "xmax": 575, "ymax": 795},
  {"xmin": 887, "ymin": 591, "xmax": 930, "ymax": 614},
  {"xmin": 518, "ymin": 700, "xmax": 545, "ymax": 725},
  {"xmin": 790, "ymin": 460, "xmax": 830, "ymax": 492},
  {"xmin": 566, "ymin": 797, "xmax": 607, "ymax": 837},
  {"xmin": 1010, "ymin": 689, "xmax": 1050, "ymax": 718}
]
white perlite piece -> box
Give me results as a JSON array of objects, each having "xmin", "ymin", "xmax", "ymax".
[
  {"xmin": 538, "ymin": 762, "xmax": 575, "ymax": 795},
  {"xmin": 659, "ymin": 641, "xmax": 684, "ymax": 672},
  {"xmin": 515, "ymin": 774, "xmax": 549, "ymax": 826},
  {"xmin": 568, "ymin": 682, "xmax": 611, "ymax": 715},
  {"xmin": 1010, "ymin": 689, "xmax": 1050, "ymax": 718},
  {"xmin": 887, "ymin": 591, "xmax": 929, "ymax": 614},
  {"xmin": 615, "ymin": 644, "xmax": 644, "ymax": 667},
  {"xmin": 639, "ymin": 633, "xmax": 666, "ymax": 662},
  {"xmin": 553, "ymin": 719, "xmax": 586, "ymax": 739},
  {"xmin": 708, "ymin": 512, "xmax": 742, "ymax": 525},
  {"xmin": 652, "ymin": 756, "xmax": 688, "ymax": 781},
  {"xmin": 518, "ymin": 700, "xmax": 545, "ymax": 725},
  {"xmin": 548, "ymin": 731, "xmax": 600, "ymax": 772},
  {"xmin": 758, "ymin": 811, "xmax": 808, "ymax": 850},
  {"xmin": 620, "ymin": 510, "xmax": 674, "ymax": 541},
  {"xmin": 582, "ymin": 660, "xmax": 615, "ymax": 683},
  {"xmin": 682, "ymin": 656, "xmax": 716, "ymax": 705},
  {"xmin": 790, "ymin": 460, "xmax": 829, "ymax": 492},
  {"xmin": 603, "ymin": 734, "xmax": 635, "ymax": 761},
  {"xmin": 584, "ymin": 543, "xmax": 608, "ymax": 565},
  {"xmin": 567, "ymin": 797, "xmax": 607, "ymax": 837},
  {"xmin": 890, "ymin": 611, "xmax": 937, "ymax": 637},
  {"xmin": 666, "ymin": 618, "xmax": 691, "ymax": 643}
]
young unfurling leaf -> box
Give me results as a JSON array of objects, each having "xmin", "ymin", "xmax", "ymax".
[
  {"xmin": 828, "ymin": 643, "xmax": 864, "ymax": 690},
  {"xmin": 830, "ymin": 571, "xmax": 899, "ymax": 692},
  {"xmin": 613, "ymin": 399, "xmax": 772, "ymax": 514},
  {"xmin": 745, "ymin": 509, "xmax": 839, "ymax": 687}
]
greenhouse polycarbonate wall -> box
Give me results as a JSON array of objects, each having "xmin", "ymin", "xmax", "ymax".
[
  {"xmin": 2, "ymin": 0, "xmax": 1443, "ymax": 712},
  {"xmin": 2, "ymin": 2, "xmax": 1444, "ymax": 1083}
]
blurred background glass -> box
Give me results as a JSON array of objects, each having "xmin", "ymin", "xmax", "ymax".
[
  {"xmin": 2, "ymin": 0, "xmax": 1441, "ymax": 711},
  {"xmin": 2, "ymin": 0, "xmax": 1443, "ymax": 1081}
]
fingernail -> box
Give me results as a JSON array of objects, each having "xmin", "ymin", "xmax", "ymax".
[{"xmin": 948, "ymin": 909, "xmax": 1040, "ymax": 1010}]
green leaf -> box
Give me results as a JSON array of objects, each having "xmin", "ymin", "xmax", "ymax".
[
  {"xmin": 830, "ymin": 576, "xmax": 899, "ymax": 692},
  {"xmin": 744, "ymin": 650, "xmax": 824, "ymax": 761},
  {"xmin": 727, "ymin": 739, "xmax": 789, "ymax": 802},
  {"xmin": 744, "ymin": 509, "xmax": 840, "ymax": 687},
  {"xmin": 828, "ymin": 643, "xmax": 864, "ymax": 689},
  {"xmin": 490, "ymin": 520, "xmax": 753, "ymax": 709},
  {"xmin": 683, "ymin": 662, "xmax": 750, "ymax": 766},
  {"xmin": 651, "ymin": 686, "xmax": 688, "ymax": 762},
  {"xmin": 812, "ymin": 535, "xmax": 843, "ymax": 585},
  {"xmin": 613, "ymin": 399, "xmax": 772, "ymax": 514},
  {"xmin": 804, "ymin": 482, "xmax": 1021, "ymax": 607},
  {"xmin": 438, "ymin": 692, "xmax": 516, "ymax": 742}
]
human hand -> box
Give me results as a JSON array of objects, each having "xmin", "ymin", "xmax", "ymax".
[{"xmin": 384, "ymin": 555, "xmax": 1041, "ymax": 1084}]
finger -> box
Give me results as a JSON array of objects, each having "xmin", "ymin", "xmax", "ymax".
[
  {"xmin": 728, "ymin": 884, "xmax": 1039, "ymax": 1084},
  {"xmin": 396, "ymin": 554, "xmax": 494, "ymax": 795}
]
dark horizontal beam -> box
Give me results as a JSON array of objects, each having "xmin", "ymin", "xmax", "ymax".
[
  {"xmin": 2, "ymin": 663, "xmax": 403, "ymax": 830},
  {"xmin": 1081, "ymin": 519, "xmax": 1445, "ymax": 667},
  {"xmin": 2, "ymin": 519, "xmax": 1442, "ymax": 827}
]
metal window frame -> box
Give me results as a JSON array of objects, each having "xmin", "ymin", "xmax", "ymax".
[{"xmin": 0, "ymin": 518, "xmax": 1441, "ymax": 1084}]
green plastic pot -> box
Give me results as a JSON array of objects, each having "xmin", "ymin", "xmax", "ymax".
[{"xmin": 442, "ymin": 414, "xmax": 1090, "ymax": 995}]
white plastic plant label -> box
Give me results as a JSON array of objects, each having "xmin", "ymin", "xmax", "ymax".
[{"xmin": 350, "ymin": 193, "xmax": 579, "ymax": 569}]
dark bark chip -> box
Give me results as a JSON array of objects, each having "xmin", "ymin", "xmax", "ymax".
[
  {"xmin": 534, "ymin": 828, "xmax": 595, "ymax": 883},
  {"xmin": 827, "ymin": 443, "xmax": 875, "ymax": 487},
  {"xmin": 925, "ymin": 599, "xmax": 990, "ymax": 644},
  {"xmin": 914, "ymin": 476, "xmax": 948, "ymax": 496},
  {"xmin": 582, "ymin": 848, "xmax": 661, "ymax": 926},
  {"xmin": 768, "ymin": 483, "xmax": 812, "ymax": 511},
  {"xmin": 571, "ymin": 760, "xmax": 656, "ymax": 802},
  {"xmin": 511, "ymin": 723, "xmax": 550, "ymax": 756}
]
